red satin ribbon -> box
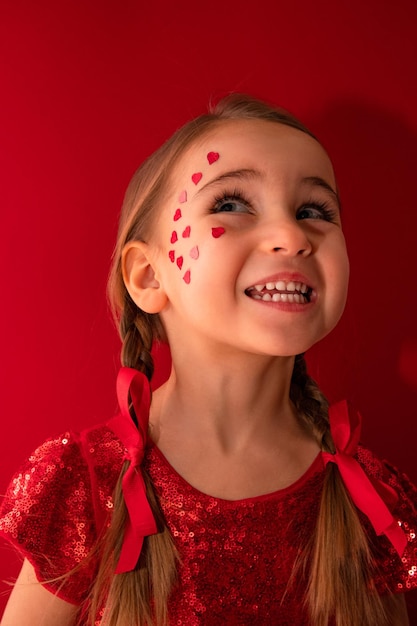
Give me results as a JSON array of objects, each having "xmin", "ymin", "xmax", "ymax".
[
  {"xmin": 322, "ymin": 400, "xmax": 407, "ymax": 557},
  {"xmin": 107, "ymin": 367, "xmax": 158, "ymax": 574}
]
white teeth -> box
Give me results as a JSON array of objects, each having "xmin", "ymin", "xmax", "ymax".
[
  {"xmin": 259, "ymin": 280, "xmax": 310, "ymax": 293},
  {"xmin": 253, "ymin": 291, "xmax": 306, "ymax": 304},
  {"xmin": 249, "ymin": 279, "xmax": 312, "ymax": 299}
]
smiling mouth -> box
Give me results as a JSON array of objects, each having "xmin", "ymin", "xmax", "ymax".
[{"xmin": 245, "ymin": 280, "xmax": 313, "ymax": 303}]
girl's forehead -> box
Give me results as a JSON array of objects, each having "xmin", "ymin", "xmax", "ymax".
[{"xmin": 170, "ymin": 118, "xmax": 335, "ymax": 187}]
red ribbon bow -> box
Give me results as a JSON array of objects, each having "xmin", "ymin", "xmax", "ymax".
[
  {"xmin": 107, "ymin": 367, "xmax": 158, "ymax": 574},
  {"xmin": 322, "ymin": 400, "xmax": 407, "ymax": 557}
]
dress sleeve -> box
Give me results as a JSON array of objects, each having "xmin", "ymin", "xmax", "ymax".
[
  {"xmin": 356, "ymin": 446, "xmax": 417, "ymax": 594},
  {"xmin": 0, "ymin": 426, "xmax": 124, "ymax": 605}
]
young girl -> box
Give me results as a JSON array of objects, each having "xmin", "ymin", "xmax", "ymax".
[{"xmin": 1, "ymin": 95, "xmax": 416, "ymax": 626}]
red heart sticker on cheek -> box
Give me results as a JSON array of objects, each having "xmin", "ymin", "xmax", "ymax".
[
  {"xmin": 191, "ymin": 172, "xmax": 202, "ymax": 185},
  {"xmin": 173, "ymin": 208, "xmax": 182, "ymax": 221},
  {"xmin": 183, "ymin": 270, "xmax": 191, "ymax": 284},
  {"xmin": 207, "ymin": 152, "xmax": 219, "ymax": 165},
  {"xmin": 169, "ymin": 250, "xmax": 175, "ymax": 262},
  {"xmin": 177, "ymin": 256, "xmax": 184, "ymax": 269},
  {"xmin": 171, "ymin": 231, "xmax": 178, "ymax": 244},
  {"xmin": 182, "ymin": 225, "xmax": 191, "ymax": 238},
  {"xmin": 212, "ymin": 227, "xmax": 226, "ymax": 238}
]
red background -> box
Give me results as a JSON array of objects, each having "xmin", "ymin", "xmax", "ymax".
[{"xmin": 1, "ymin": 0, "xmax": 417, "ymax": 617}]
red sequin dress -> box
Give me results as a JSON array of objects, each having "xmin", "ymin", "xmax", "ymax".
[{"xmin": 1, "ymin": 421, "xmax": 417, "ymax": 625}]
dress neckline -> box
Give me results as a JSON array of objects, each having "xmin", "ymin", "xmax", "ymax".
[{"xmin": 146, "ymin": 441, "xmax": 324, "ymax": 505}]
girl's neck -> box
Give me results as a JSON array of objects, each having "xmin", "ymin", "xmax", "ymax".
[
  {"xmin": 149, "ymin": 352, "xmax": 321, "ymax": 500},
  {"xmin": 150, "ymin": 352, "xmax": 298, "ymax": 453}
]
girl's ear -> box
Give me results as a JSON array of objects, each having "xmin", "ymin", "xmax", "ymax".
[{"xmin": 122, "ymin": 242, "xmax": 168, "ymax": 314}]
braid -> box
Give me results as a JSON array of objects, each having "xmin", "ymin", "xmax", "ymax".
[
  {"xmin": 120, "ymin": 294, "xmax": 155, "ymax": 379},
  {"xmin": 290, "ymin": 354, "xmax": 333, "ymax": 453},
  {"xmin": 290, "ymin": 355, "xmax": 390, "ymax": 626},
  {"xmin": 86, "ymin": 465, "xmax": 178, "ymax": 626},
  {"xmin": 86, "ymin": 292, "xmax": 177, "ymax": 625},
  {"xmin": 119, "ymin": 293, "xmax": 167, "ymax": 381}
]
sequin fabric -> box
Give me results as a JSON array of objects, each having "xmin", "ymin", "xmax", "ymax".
[
  {"xmin": 1, "ymin": 423, "xmax": 417, "ymax": 624},
  {"xmin": 0, "ymin": 426, "xmax": 125, "ymax": 604},
  {"xmin": 145, "ymin": 446, "xmax": 323, "ymax": 625}
]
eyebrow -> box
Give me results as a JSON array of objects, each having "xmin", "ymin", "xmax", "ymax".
[
  {"xmin": 301, "ymin": 176, "xmax": 340, "ymax": 204},
  {"xmin": 195, "ymin": 168, "xmax": 262, "ymax": 195}
]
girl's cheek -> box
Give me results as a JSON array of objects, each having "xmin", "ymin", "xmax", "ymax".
[{"xmin": 167, "ymin": 151, "xmax": 223, "ymax": 285}]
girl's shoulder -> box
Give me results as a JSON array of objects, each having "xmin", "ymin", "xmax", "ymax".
[
  {"xmin": 0, "ymin": 421, "xmax": 127, "ymax": 526},
  {"xmin": 356, "ymin": 443, "xmax": 417, "ymax": 517},
  {"xmin": 0, "ymin": 420, "xmax": 126, "ymax": 605},
  {"xmin": 356, "ymin": 444, "xmax": 417, "ymax": 593}
]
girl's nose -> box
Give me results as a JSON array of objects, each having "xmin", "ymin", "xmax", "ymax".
[{"xmin": 264, "ymin": 217, "xmax": 313, "ymax": 257}]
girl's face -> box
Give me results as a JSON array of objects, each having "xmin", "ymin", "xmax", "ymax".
[{"xmin": 147, "ymin": 119, "xmax": 349, "ymax": 358}]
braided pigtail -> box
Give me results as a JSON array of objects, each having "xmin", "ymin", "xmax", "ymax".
[
  {"xmin": 86, "ymin": 300, "xmax": 177, "ymax": 626},
  {"xmin": 290, "ymin": 354, "xmax": 331, "ymax": 451},
  {"xmin": 290, "ymin": 355, "xmax": 390, "ymax": 626},
  {"xmin": 87, "ymin": 467, "xmax": 178, "ymax": 626},
  {"xmin": 119, "ymin": 293, "xmax": 162, "ymax": 379}
]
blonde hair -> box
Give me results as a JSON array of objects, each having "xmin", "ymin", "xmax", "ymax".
[{"xmin": 86, "ymin": 95, "xmax": 392, "ymax": 625}]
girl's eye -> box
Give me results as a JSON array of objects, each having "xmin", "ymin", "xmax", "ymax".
[
  {"xmin": 297, "ymin": 202, "xmax": 337, "ymax": 222},
  {"xmin": 211, "ymin": 193, "xmax": 252, "ymax": 214}
]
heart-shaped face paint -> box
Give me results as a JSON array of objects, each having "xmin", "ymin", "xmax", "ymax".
[
  {"xmin": 173, "ymin": 208, "xmax": 182, "ymax": 221},
  {"xmin": 207, "ymin": 151, "xmax": 219, "ymax": 165},
  {"xmin": 183, "ymin": 270, "xmax": 191, "ymax": 284},
  {"xmin": 176, "ymin": 256, "xmax": 184, "ymax": 269},
  {"xmin": 171, "ymin": 231, "xmax": 178, "ymax": 244},
  {"xmin": 179, "ymin": 190, "xmax": 187, "ymax": 203},
  {"xmin": 169, "ymin": 250, "xmax": 175, "ymax": 262},
  {"xmin": 191, "ymin": 172, "xmax": 203, "ymax": 185},
  {"xmin": 212, "ymin": 227, "xmax": 226, "ymax": 238},
  {"xmin": 189, "ymin": 245, "xmax": 199, "ymax": 259},
  {"xmin": 182, "ymin": 225, "xmax": 191, "ymax": 238}
]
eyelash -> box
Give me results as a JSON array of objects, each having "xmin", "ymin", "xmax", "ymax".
[
  {"xmin": 209, "ymin": 189, "xmax": 338, "ymax": 222},
  {"xmin": 210, "ymin": 189, "xmax": 253, "ymax": 214},
  {"xmin": 297, "ymin": 199, "xmax": 338, "ymax": 223}
]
